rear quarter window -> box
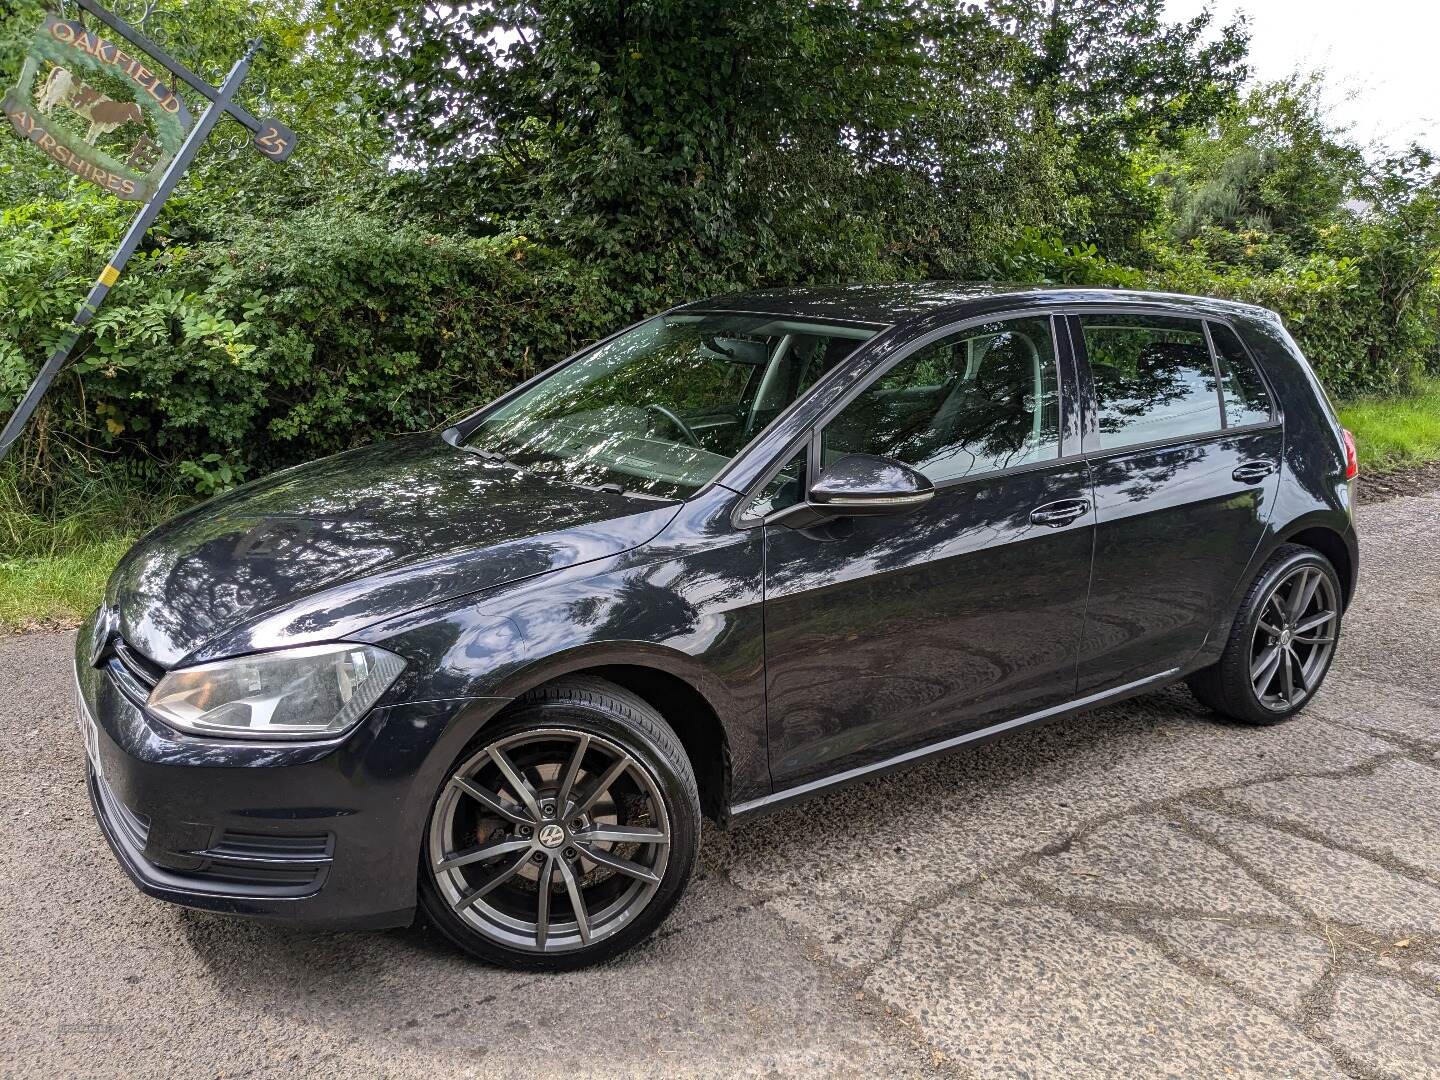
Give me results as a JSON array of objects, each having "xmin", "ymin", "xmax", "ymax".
[{"xmin": 1208, "ymin": 322, "xmax": 1273, "ymax": 426}]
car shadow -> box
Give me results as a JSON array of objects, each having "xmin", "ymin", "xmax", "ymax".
[{"xmin": 176, "ymin": 682, "xmax": 1216, "ymax": 1001}]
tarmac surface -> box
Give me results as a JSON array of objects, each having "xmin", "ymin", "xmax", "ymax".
[{"xmin": 2, "ymin": 486, "xmax": 1438, "ymax": 1079}]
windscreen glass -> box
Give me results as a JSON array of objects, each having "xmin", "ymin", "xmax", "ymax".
[{"xmin": 465, "ymin": 314, "xmax": 876, "ymax": 499}]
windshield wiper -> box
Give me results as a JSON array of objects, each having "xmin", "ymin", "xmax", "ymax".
[
  {"xmin": 450, "ymin": 439, "xmax": 515, "ymax": 466},
  {"xmin": 442, "ymin": 426, "xmax": 517, "ymax": 465},
  {"xmin": 568, "ymin": 478, "xmax": 676, "ymax": 503}
]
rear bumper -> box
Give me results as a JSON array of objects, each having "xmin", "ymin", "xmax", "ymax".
[{"xmin": 75, "ymin": 626, "xmax": 496, "ymax": 930}]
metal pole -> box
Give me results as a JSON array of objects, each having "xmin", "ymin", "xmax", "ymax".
[{"xmin": 0, "ymin": 39, "xmax": 262, "ymax": 463}]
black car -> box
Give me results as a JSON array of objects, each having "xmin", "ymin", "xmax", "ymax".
[{"xmin": 77, "ymin": 283, "xmax": 1360, "ymax": 969}]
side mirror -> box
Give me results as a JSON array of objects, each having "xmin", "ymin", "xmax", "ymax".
[
  {"xmin": 766, "ymin": 453, "xmax": 933, "ymax": 527},
  {"xmin": 810, "ymin": 453, "xmax": 935, "ymax": 515}
]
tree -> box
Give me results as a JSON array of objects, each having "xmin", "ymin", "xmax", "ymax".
[
  {"xmin": 376, "ymin": 0, "xmax": 1068, "ymax": 304},
  {"xmin": 989, "ymin": 0, "xmax": 1249, "ymax": 258},
  {"xmin": 1162, "ymin": 76, "xmax": 1365, "ymax": 260}
]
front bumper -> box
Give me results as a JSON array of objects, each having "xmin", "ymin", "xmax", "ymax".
[{"xmin": 75, "ymin": 626, "xmax": 499, "ymax": 930}]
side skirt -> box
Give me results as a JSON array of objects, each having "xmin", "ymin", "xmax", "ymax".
[{"xmin": 727, "ymin": 667, "xmax": 1182, "ymax": 823}]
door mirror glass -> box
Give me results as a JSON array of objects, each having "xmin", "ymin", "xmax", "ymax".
[{"xmin": 808, "ymin": 453, "xmax": 934, "ymax": 516}]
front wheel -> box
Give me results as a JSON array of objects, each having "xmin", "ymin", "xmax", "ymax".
[
  {"xmin": 1188, "ymin": 544, "xmax": 1343, "ymax": 725},
  {"xmin": 418, "ymin": 677, "xmax": 700, "ymax": 970}
]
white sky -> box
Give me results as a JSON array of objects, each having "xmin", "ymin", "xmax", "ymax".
[{"xmin": 1166, "ymin": 0, "xmax": 1438, "ymax": 153}]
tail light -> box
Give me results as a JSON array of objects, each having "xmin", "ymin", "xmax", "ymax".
[{"xmin": 1342, "ymin": 428, "xmax": 1358, "ymax": 480}]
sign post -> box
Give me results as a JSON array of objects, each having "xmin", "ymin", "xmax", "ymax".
[{"xmin": 0, "ymin": 0, "xmax": 297, "ymax": 462}]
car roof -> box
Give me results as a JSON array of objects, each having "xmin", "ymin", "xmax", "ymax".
[{"xmin": 673, "ymin": 281, "xmax": 1274, "ymax": 330}]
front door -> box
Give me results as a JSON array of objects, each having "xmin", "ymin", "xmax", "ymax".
[
  {"xmin": 1071, "ymin": 313, "xmax": 1284, "ymax": 692},
  {"xmin": 759, "ymin": 314, "xmax": 1096, "ymax": 789}
]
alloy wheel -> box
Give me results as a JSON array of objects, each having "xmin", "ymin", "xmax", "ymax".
[
  {"xmin": 427, "ymin": 728, "xmax": 671, "ymax": 954},
  {"xmin": 1249, "ymin": 565, "xmax": 1338, "ymax": 711}
]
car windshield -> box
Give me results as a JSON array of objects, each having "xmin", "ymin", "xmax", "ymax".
[{"xmin": 463, "ymin": 313, "xmax": 878, "ymax": 499}]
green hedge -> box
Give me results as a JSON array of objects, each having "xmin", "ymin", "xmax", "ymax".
[
  {"xmin": 992, "ymin": 228, "xmax": 1440, "ymax": 398},
  {"xmin": 2, "ymin": 199, "xmax": 634, "ymax": 490},
  {"xmin": 3, "ymin": 200, "xmax": 1437, "ymax": 499}
]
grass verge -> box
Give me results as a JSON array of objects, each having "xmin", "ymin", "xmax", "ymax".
[
  {"xmin": 1338, "ymin": 376, "xmax": 1440, "ymax": 473},
  {"xmin": 0, "ymin": 538, "xmax": 137, "ymax": 631},
  {"xmin": 1, "ymin": 465, "xmax": 192, "ymax": 632}
]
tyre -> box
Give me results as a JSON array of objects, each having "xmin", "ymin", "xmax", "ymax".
[
  {"xmin": 1187, "ymin": 544, "xmax": 1343, "ymax": 725},
  {"xmin": 418, "ymin": 677, "xmax": 700, "ymax": 970}
]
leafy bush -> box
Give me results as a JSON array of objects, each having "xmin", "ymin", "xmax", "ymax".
[
  {"xmin": 1, "ymin": 198, "xmax": 634, "ymax": 489},
  {"xmin": 989, "ymin": 207, "xmax": 1440, "ymax": 401},
  {"xmin": 4, "ymin": 187, "xmax": 1436, "ymax": 511}
]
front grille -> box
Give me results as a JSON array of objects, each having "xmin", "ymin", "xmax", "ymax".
[
  {"xmin": 208, "ymin": 832, "xmax": 332, "ymax": 860},
  {"xmin": 184, "ymin": 830, "xmax": 333, "ymax": 894},
  {"xmin": 92, "ymin": 771, "xmax": 332, "ymax": 897},
  {"xmin": 193, "ymin": 830, "xmax": 334, "ymax": 890},
  {"xmin": 97, "ymin": 635, "xmax": 162, "ymax": 708},
  {"xmin": 181, "ymin": 859, "xmax": 326, "ymax": 889},
  {"xmin": 112, "ymin": 638, "xmax": 162, "ymax": 690}
]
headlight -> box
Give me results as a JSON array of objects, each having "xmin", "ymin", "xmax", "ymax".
[{"xmin": 147, "ymin": 643, "xmax": 406, "ymax": 740}]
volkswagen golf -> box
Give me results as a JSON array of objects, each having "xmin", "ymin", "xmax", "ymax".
[{"xmin": 76, "ymin": 283, "xmax": 1360, "ymax": 969}]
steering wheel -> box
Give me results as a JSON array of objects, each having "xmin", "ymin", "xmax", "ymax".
[{"xmin": 643, "ymin": 403, "xmax": 703, "ymax": 449}]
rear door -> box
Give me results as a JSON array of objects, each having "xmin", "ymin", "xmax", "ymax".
[
  {"xmin": 1071, "ymin": 312, "xmax": 1283, "ymax": 692},
  {"xmin": 757, "ymin": 313, "xmax": 1096, "ymax": 788}
]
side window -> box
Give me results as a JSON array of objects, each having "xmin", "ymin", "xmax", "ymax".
[
  {"xmin": 819, "ymin": 316, "xmax": 1061, "ymax": 484},
  {"xmin": 1079, "ymin": 314, "xmax": 1221, "ymax": 449},
  {"xmin": 1208, "ymin": 322, "xmax": 1273, "ymax": 426},
  {"xmin": 747, "ymin": 445, "xmax": 808, "ymax": 518}
]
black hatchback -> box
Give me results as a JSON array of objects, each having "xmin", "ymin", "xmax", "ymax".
[{"xmin": 76, "ymin": 283, "xmax": 1359, "ymax": 968}]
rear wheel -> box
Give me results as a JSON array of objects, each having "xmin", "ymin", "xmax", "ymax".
[
  {"xmin": 418, "ymin": 678, "xmax": 700, "ymax": 969},
  {"xmin": 1188, "ymin": 545, "xmax": 1342, "ymax": 725}
]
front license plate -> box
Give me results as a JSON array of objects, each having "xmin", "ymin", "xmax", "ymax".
[{"xmin": 76, "ymin": 685, "xmax": 102, "ymax": 780}]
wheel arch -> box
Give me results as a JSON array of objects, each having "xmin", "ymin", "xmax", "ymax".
[
  {"xmin": 1276, "ymin": 519, "xmax": 1357, "ymax": 607},
  {"xmin": 1193, "ymin": 511, "xmax": 1357, "ymax": 672},
  {"xmin": 487, "ymin": 644, "xmax": 736, "ymax": 824}
]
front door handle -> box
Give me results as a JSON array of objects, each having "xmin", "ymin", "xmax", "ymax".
[
  {"xmin": 1029, "ymin": 499, "xmax": 1090, "ymax": 528},
  {"xmin": 1232, "ymin": 461, "xmax": 1276, "ymax": 484}
]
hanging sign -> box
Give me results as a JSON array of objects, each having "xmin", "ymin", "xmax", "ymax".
[
  {"xmin": 2, "ymin": 15, "xmax": 195, "ymax": 200},
  {"xmin": 1, "ymin": 0, "xmax": 299, "ymax": 464}
]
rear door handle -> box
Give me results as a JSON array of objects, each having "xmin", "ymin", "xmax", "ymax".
[
  {"xmin": 1029, "ymin": 499, "xmax": 1091, "ymax": 528},
  {"xmin": 1232, "ymin": 461, "xmax": 1276, "ymax": 484}
]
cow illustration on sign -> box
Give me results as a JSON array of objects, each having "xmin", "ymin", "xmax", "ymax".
[
  {"xmin": 35, "ymin": 64, "xmax": 73, "ymax": 111},
  {"xmin": 37, "ymin": 65, "xmax": 144, "ymax": 144}
]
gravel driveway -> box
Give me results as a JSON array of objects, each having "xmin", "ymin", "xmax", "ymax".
[{"xmin": 2, "ymin": 488, "xmax": 1438, "ymax": 1079}]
